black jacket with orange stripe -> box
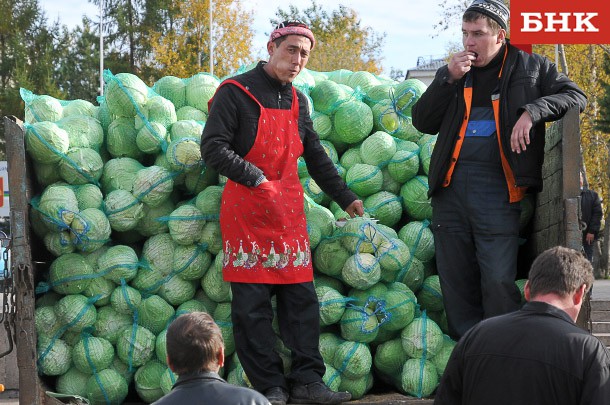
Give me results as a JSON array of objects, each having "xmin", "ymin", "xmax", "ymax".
[{"xmin": 412, "ymin": 41, "xmax": 587, "ymax": 198}]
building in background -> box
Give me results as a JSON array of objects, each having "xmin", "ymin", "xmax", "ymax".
[{"xmin": 405, "ymin": 56, "xmax": 446, "ymax": 86}]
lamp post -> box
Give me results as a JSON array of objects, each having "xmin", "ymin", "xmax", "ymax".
[
  {"xmin": 99, "ymin": 0, "xmax": 104, "ymax": 95},
  {"xmin": 210, "ymin": 0, "xmax": 214, "ymax": 76}
]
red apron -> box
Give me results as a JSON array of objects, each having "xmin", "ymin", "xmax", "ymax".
[{"xmin": 218, "ymin": 80, "xmax": 313, "ymax": 284}]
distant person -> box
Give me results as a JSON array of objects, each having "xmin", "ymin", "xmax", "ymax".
[
  {"xmin": 580, "ymin": 172, "xmax": 603, "ymax": 263},
  {"xmin": 153, "ymin": 312, "xmax": 271, "ymax": 405},
  {"xmin": 434, "ymin": 246, "xmax": 610, "ymax": 405},
  {"xmin": 411, "ymin": 0, "xmax": 587, "ymax": 339}
]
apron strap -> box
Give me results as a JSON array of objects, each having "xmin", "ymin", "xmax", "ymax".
[{"xmin": 290, "ymin": 86, "xmax": 300, "ymax": 120}]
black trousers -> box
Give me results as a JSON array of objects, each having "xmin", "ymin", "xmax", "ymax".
[
  {"xmin": 230, "ymin": 281, "xmax": 325, "ymax": 393},
  {"xmin": 432, "ymin": 163, "xmax": 522, "ymax": 339}
]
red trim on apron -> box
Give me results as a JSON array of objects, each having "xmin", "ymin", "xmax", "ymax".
[{"xmin": 218, "ymin": 80, "xmax": 313, "ymax": 284}]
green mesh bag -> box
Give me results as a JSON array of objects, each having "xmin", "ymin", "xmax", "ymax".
[
  {"xmin": 199, "ymin": 221, "xmax": 222, "ymax": 255},
  {"xmin": 313, "ymin": 238, "xmax": 350, "ymax": 278},
  {"xmin": 38, "ymin": 183, "xmax": 79, "ymax": 231},
  {"xmin": 116, "ymin": 325, "xmax": 156, "ymax": 368},
  {"xmin": 137, "ymin": 295, "xmax": 175, "ymax": 335},
  {"xmin": 139, "ymin": 95, "xmax": 177, "ymax": 129},
  {"xmin": 333, "ymin": 100, "xmax": 374, "ymax": 144},
  {"xmin": 202, "ymin": 253, "xmax": 232, "ymax": 302},
  {"xmin": 364, "ymin": 83, "xmax": 392, "ymax": 107},
  {"xmin": 100, "ymin": 157, "xmax": 144, "ymax": 194},
  {"xmin": 338, "ymin": 217, "xmax": 388, "ymax": 254},
  {"xmin": 48, "ymin": 253, "xmax": 94, "ymax": 295},
  {"xmin": 316, "ymin": 285, "xmax": 348, "ymax": 327},
  {"xmin": 394, "ymin": 78, "xmax": 427, "ymax": 115},
  {"xmin": 107, "ymin": 117, "xmax": 143, "ymax": 160},
  {"xmin": 57, "ymin": 114, "xmax": 104, "ymax": 151},
  {"xmin": 322, "ymin": 364, "xmax": 342, "ymax": 392},
  {"xmin": 431, "ymin": 336, "xmax": 456, "ymax": 377},
  {"xmin": 418, "ymin": 134, "xmax": 436, "ymax": 175},
  {"xmin": 376, "ymin": 238, "xmax": 412, "ymax": 283},
  {"xmin": 388, "ymin": 142, "xmax": 420, "ymax": 183},
  {"xmin": 319, "ymin": 332, "xmax": 344, "ymax": 365},
  {"xmin": 35, "ymin": 305, "xmax": 62, "ymax": 339},
  {"xmin": 37, "ymin": 336, "xmax": 71, "ymax": 376},
  {"xmin": 159, "ymin": 276, "xmax": 196, "ymax": 306},
  {"xmin": 170, "ymin": 120, "xmax": 204, "ymax": 141},
  {"xmin": 417, "ymin": 275, "xmax": 443, "ymax": 312},
  {"xmin": 167, "ymin": 204, "xmax": 206, "ymax": 246},
  {"xmin": 360, "ymin": 131, "xmax": 397, "ymax": 167},
  {"xmin": 397, "ymin": 256, "xmax": 425, "ymax": 292},
  {"xmin": 104, "ymin": 189, "xmax": 145, "ymax": 232},
  {"xmin": 213, "ymin": 302, "xmax": 235, "ymax": 356},
  {"xmin": 338, "ymin": 372, "xmax": 373, "ymax": 400},
  {"xmin": 74, "ymin": 183, "xmax": 103, "ymax": 211},
  {"xmin": 84, "ymin": 368, "xmax": 129, "ymax": 405},
  {"xmin": 383, "ymin": 288, "xmax": 416, "ymax": 331},
  {"xmin": 160, "ymin": 367, "xmax": 178, "ymax": 394},
  {"xmin": 56, "ymin": 367, "xmax": 90, "ymax": 397},
  {"xmin": 346, "ymin": 164, "xmax": 383, "ymax": 197},
  {"xmin": 176, "ymin": 105, "xmax": 206, "ymax": 121},
  {"xmin": 195, "ymin": 185, "xmax": 224, "ymax": 218},
  {"xmin": 82, "ymin": 277, "xmax": 114, "ymax": 307},
  {"xmin": 136, "ymin": 121, "xmax": 168, "ymax": 154},
  {"xmin": 97, "ymin": 245, "xmax": 139, "ymax": 284},
  {"xmin": 141, "ymin": 233, "xmax": 175, "ymax": 276},
  {"xmin": 310, "ymin": 79, "xmax": 350, "ymax": 114},
  {"xmin": 25, "ymin": 121, "xmax": 69, "ymax": 164},
  {"xmin": 54, "ymin": 294, "xmax": 98, "ymax": 333},
  {"xmin": 63, "ymin": 99, "xmax": 96, "ymax": 117},
  {"xmin": 398, "ymin": 221, "xmax": 435, "ymax": 262},
  {"xmin": 339, "ymin": 305, "xmax": 379, "ymax": 343},
  {"xmin": 374, "ymin": 337, "xmax": 408, "ymax": 376},
  {"xmin": 185, "ymin": 73, "xmax": 219, "ymax": 113},
  {"xmin": 400, "ymin": 358, "xmax": 438, "ymax": 398},
  {"xmin": 339, "ymin": 146, "xmax": 363, "ymax": 171},
  {"xmin": 43, "ymin": 231, "xmax": 75, "ymax": 257},
  {"xmin": 363, "ymin": 191, "xmax": 402, "ymax": 227},
  {"xmin": 311, "ymin": 111, "xmax": 333, "ymax": 140},
  {"xmin": 34, "ymin": 162, "xmax": 62, "ymax": 187},
  {"xmin": 93, "ymin": 306, "xmax": 133, "ymax": 345},
  {"xmin": 110, "ymin": 284, "xmax": 142, "ymax": 315},
  {"xmin": 153, "ymin": 75, "xmax": 186, "ymax": 109},
  {"xmin": 72, "ymin": 335, "xmax": 115, "ymax": 374},
  {"xmin": 104, "ymin": 71, "xmax": 149, "ymax": 118},
  {"xmin": 174, "ymin": 244, "xmax": 212, "ymax": 281},
  {"xmin": 21, "ymin": 88, "xmax": 63, "ymax": 123},
  {"xmin": 70, "ymin": 208, "xmax": 111, "ymax": 252},
  {"xmin": 347, "ymin": 70, "xmax": 380, "ymax": 92},
  {"xmin": 341, "ymin": 253, "xmax": 381, "ymax": 290},
  {"xmin": 166, "ymin": 138, "xmax": 202, "ymax": 172},
  {"xmin": 135, "ymin": 359, "xmax": 166, "ymax": 403},
  {"xmin": 332, "ymin": 341, "xmax": 371, "ymax": 380},
  {"xmin": 400, "ymin": 176, "xmax": 432, "ymax": 221},
  {"xmin": 132, "ymin": 165, "xmax": 174, "ymax": 208},
  {"xmin": 401, "ymin": 316, "xmax": 444, "ymax": 359},
  {"xmin": 136, "ymin": 199, "xmax": 175, "ymax": 237}
]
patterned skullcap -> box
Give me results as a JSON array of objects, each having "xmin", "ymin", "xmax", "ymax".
[
  {"xmin": 269, "ymin": 20, "xmax": 316, "ymax": 49},
  {"xmin": 465, "ymin": 0, "xmax": 509, "ymax": 30}
]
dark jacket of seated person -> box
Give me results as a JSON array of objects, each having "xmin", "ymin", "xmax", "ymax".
[{"xmin": 152, "ymin": 312, "xmax": 270, "ymax": 405}]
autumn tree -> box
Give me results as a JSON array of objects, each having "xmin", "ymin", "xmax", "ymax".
[
  {"xmin": 147, "ymin": 0, "xmax": 254, "ymax": 79},
  {"xmin": 272, "ymin": 1, "xmax": 385, "ymax": 74}
]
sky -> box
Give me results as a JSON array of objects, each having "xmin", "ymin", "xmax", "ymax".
[{"xmin": 39, "ymin": 0, "xmax": 462, "ymax": 76}]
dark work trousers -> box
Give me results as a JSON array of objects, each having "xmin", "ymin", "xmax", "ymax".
[
  {"xmin": 230, "ymin": 281, "xmax": 325, "ymax": 393},
  {"xmin": 431, "ymin": 162, "xmax": 522, "ymax": 339},
  {"xmin": 582, "ymin": 234, "xmax": 594, "ymax": 262}
]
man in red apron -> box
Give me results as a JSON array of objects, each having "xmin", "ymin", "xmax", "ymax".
[{"xmin": 201, "ymin": 20, "xmax": 363, "ymax": 405}]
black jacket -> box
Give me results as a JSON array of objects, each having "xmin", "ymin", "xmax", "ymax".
[
  {"xmin": 200, "ymin": 62, "xmax": 358, "ymax": 210},
  {"xmin": 435, "ymin": 301, "xmax": 610, "ymax": 405},
  {"xmin": 581, "ymin": 188, "xmax": 603, "ymax": 237},
  {"xmin": 152, "ymin": 371, "xmax": 271, "ymax": 405},
  {"xmin": 412, "ymin": 42, "xmax": 587, "ymax": 197}
]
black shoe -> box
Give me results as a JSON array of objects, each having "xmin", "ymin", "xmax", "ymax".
[
  {"xmin": 265, "ymin": 387, "xmax": 289, "ymax": 405},
  {"xmin": 290, "ymin": 381, "xmax": 352, "ymax": 404}
]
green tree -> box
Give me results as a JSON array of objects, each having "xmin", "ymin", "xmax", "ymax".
[{"xmin": 272, "ymin": 1, "xmax": 385, "ymax": 74}]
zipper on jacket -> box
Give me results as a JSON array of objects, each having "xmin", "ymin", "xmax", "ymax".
[{"xmin": 278, "ymin": 91, "xmax": 282, "ymax": 109}]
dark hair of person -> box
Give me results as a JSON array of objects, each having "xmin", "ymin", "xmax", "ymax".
[
  {"xmin": 528, "ymin": 246, "xmax": 594, "ymax": 298},
  {"xmin": 463, "ymin": 11, "xmax": 502, "ymax": 35},
  {"xmin": 166, "ymin": 312, "xmax": 224, "ymax": 375}
]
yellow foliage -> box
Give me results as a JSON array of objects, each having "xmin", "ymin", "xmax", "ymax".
[{"xmin": 148, "ymin": 0, "xmax": 254, "ymax": 79}]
